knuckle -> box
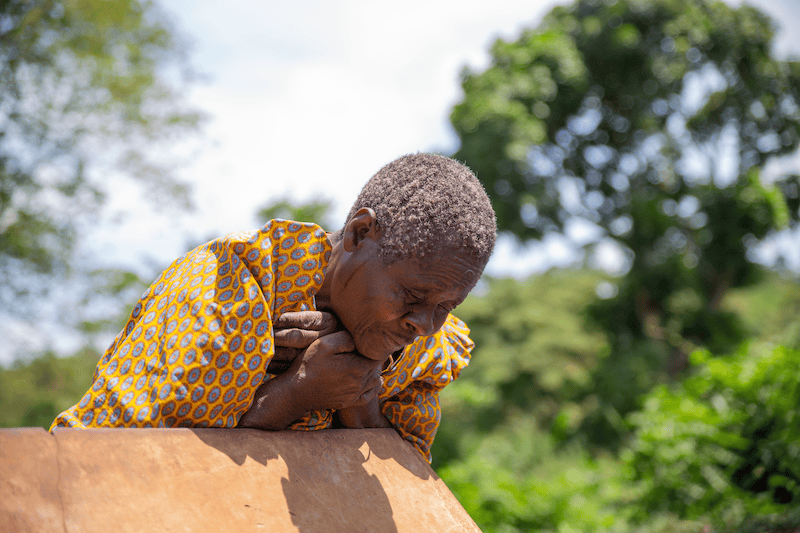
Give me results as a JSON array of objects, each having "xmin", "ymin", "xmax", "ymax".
[
  {"xmin": 308, "ymin": 311, "xmax": 325, "ymax": 329},
  {"xmin": 285, "ymin": 329, "xmax": 304, "ymax": 346},
  {"xmin": 275, "ymin": 311, "xmax": 298, "ymax": 327},
  {"xmin": 327, "ymin": 330, "xmax": 352, "ymax": 350},
  {"xmin": 301, "ymin": 311, "xmax": 319, "ymax": 329},
  {"xmin": 316, "ymin": 334, "xmax": 335, "ymax": 349}
]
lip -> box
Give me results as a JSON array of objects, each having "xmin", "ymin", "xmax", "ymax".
[
  {"xmin": 357, "ymin": 329, "xmax": 416, "ymax": 361},
  {"xmin": 386, "ymin": 330, "xmax": 416, "ymax": 350}
]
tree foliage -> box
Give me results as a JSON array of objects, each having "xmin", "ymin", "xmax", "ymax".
[
  {"xmin": 255, "ymin": 195, "xmax": 336, "ymax": 230},
  {"xmin": 452, "ymin": 0, "xmax": 800, "ymax": 359},
  {"xmin": 431, "ymin": 270, "xmax": 800, "ymax": 532},
  {"xmin": 625, "ymin": 342, "xmax": 800, "ymax": 530},
  {"xmin": 451, "ymin": 0, "xmax": 800, "ymax": 451},
  {"xmin": 0, "ymin": 348, "xmax": 100, "ymax": 428},
  {"xmin": 0, "ymin": 0, "xmax": 201, "ymax": 304},
  {"xmin": 453, "ymin": 0, "xmax": 799, "ymax": 244},
  {"xmin": 432, "ymin": 271, "xmax": 607, "ymax": 467}
]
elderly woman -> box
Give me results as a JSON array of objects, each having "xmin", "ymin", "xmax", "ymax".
[{"xmin": 51, "ymin": 153, "xmax": 497, "ymax": 462}]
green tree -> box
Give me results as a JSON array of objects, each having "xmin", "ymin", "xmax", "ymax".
[
  {"xmin": 625, "ymin": 342, "xmax": 800, "ymax": 531},
  {"xmin": 0, "ymin": 348, "xmax": 100, "ymax": 428},
  {"xmin": 432, "ymin": 272, "xmax": 608, "ymax": 467},
  {"xmin": 0, "ymin": 0, "xmax": 200, "ymax": 300},
  {"xmin": 451, "ymin": 0, "xmax": 800, "ymax": 444},
  {"xmin": 433, "ymin": 270, "xmax": 799, "ymax": 531},
  {"xmin": 255, "ymin": 195, "xmax": 336, "ymax": 230},
  {"xmin": 433, "ymin": 272, "xmax": 625, "ymax": 532},
  {"xmin": 0, "ymin": 0, "xmax": 202, "ymax": 357},
  {"xmin": 433, "ymin": 270, "xmax": 747, "ymax": 532}
]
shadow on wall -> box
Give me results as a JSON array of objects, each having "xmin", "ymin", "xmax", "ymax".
[
  {"xmin": 0, "ymin": 427, "xmax": 474, "ymax": 533},
  {"xmin": 193, "ymin": 427, "xmax": 432, "ymax": 532}
]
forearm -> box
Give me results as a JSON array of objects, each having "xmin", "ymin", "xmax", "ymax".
[
  {"xmin": 237, "ymin": 375, "xmax": 309, "ymax": 430},
  {"xmin": 239, "ymin": 328, "xmax": 383, "ymax": 429}
]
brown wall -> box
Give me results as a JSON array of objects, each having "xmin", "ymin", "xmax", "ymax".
[{"xmin": 0, "ymin": 427, "xmax": 480, "ymax": 533}]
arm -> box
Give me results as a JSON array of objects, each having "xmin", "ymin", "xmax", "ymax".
[
  {"xmin": 381, "ymin": 383, "xmax": 441, "ymax": 462},
  {"xmin": 239, "ymin": 310, "xmax": 339, "ymax": 429},
  {"xmin": 376, "ymin": 314, "xmax": 475, "ymax": 461},
  {"xmin": 238, "ymin": 326, "xmax": 383, "ymax": 430},
  {"xmin": 237, "ymin": 371, "xmax": 317, "ymax": 430}
]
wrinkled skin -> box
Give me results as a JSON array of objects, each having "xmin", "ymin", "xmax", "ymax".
[{"xmin": 237, "ymin": 310, "xmax": 385, "ymax": 429}]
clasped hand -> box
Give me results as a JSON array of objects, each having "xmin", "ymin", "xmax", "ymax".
[
  {"xmin": 238, "ymin": 311, "xmax": 389, "ymax": 429},
  {"xmin": 271, "ymin": 310, "xmax": 383, "ymax": 411}
]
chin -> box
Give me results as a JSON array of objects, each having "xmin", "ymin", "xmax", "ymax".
[
  {"xmin": 358, "ymin": 345, "xmax": 392, "ymax": 362},
  {"xmin": 354, "ymin": 335, "xmax": 394, "ymax": 362}
]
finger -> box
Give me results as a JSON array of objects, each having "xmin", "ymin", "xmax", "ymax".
[
  {"xmin": 271, "ymin": 346, "xmax": 301, "ymax": 363},
  {"xmin": 266, "ymin": 358, "xmax": 294, "ymax": 374},
  {"xmin": 274, "ymin": 327, "xmax": 326, "ymax": 349},
  {"xmin": 354, "ymin": 375, "xmax": 383, "ymax": 407},
  {"xmin": 274, "ymin": 311, "xmax": 337, "ymax": 333},
  {"xmin": 314, "ymin": 330, "xmax": 355, "ymax": 354},
  {"xmin": 267, "ymin": 346, "xmax": 301, "ymax": 374},
  {"xmin": 359, "ymin": 366, "xmax": 383, "ymax": 394}
]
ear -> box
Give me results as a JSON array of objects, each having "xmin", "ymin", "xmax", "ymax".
[{"xmin": 342, "ymin": 207, "xmax": 381, "ymax": 252}]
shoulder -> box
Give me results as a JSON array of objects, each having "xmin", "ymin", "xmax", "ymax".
[
  {"xmin": 219, "ymin": 219, "xmax": 329, "ymax": 255},
  {"xmin": 248, "ymin": 220, "xmax": 331, "ymax": 314}
]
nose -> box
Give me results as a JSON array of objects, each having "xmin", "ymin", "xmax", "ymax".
[{"xmin": 404, "ymin": 306, "xmax": 436, "ymax": 337}]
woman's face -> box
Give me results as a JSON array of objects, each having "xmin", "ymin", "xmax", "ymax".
[{"xmin": 326, "ymin": 216, "xmax": 480, "ymax": 361}]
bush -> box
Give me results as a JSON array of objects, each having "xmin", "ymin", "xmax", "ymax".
[
  {"xmin": 0, "ymin": 349, "xmax": 100, "ymax": 428},
  {"xmin": 624, "ymin": 343, "xmax": 800, "ymax": 530},
  {"xmin": 438, "ymin": 415, "xmax": 627, "ymax": 533}
]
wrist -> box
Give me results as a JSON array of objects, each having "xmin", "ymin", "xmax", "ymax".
[{"xmin": 337, "ymin": 400, "xmax": 390, "ymax": 429}]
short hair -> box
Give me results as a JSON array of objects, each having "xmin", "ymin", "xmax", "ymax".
[{"xmin": 345, "ymin": 153, "xmax": 497, "ymax": 269}]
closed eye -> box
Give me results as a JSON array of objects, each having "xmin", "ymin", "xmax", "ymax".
[{"xmin": 404, "ymin": 287, "xmax": 425, "ymax": 303}]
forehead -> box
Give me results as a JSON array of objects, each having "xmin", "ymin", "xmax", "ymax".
[{"xmin": 388, "ymin": 251, "xmax": 482, "ymax": 297}]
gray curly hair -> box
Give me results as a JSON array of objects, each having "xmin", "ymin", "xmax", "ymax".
[{"xmin": 344, "ymin": 153, "xmax": 497, "ymax": 269}]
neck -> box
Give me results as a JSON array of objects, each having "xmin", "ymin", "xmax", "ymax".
[{"xmin": 315, "ymin": 232, "xmax": 340, "ymax": 310}]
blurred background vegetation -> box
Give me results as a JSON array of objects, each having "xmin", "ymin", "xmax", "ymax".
[{"xmin": 2, "ymin": 0, "xmax": 799, "ymax": 531}]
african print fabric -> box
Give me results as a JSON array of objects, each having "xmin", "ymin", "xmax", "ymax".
[{"xmin": 51, "ymin": 219, "xmax": 474, "ymax": 462}]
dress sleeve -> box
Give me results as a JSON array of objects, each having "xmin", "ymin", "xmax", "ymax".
[
  {"xmin": 50, "ymin": 233, "xmax": 281, "ymax": 430},
  {"xmin": 381, "ymin": 383, "xmax": 441, "ymax": 462},
  {"xmin": 50, "ymin": 220, "xmax": 331, "ymax": 431},
  {"xmin": 379, "ymin": 314, "xmax": 475, "ymax": 462}
]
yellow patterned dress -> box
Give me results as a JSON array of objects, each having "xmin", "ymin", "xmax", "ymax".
[{"xmin": 51, "ymin": 219, "xmax": 474, "ymax": 462}]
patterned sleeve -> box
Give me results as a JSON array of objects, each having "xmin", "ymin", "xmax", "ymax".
[
  {"xmin": 379, "ymin": 314, "xmax": 475, "ymax": 462},
  {"xmin": 50, "ymin": 220, "xmax": 331, "ymax": 431}
]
